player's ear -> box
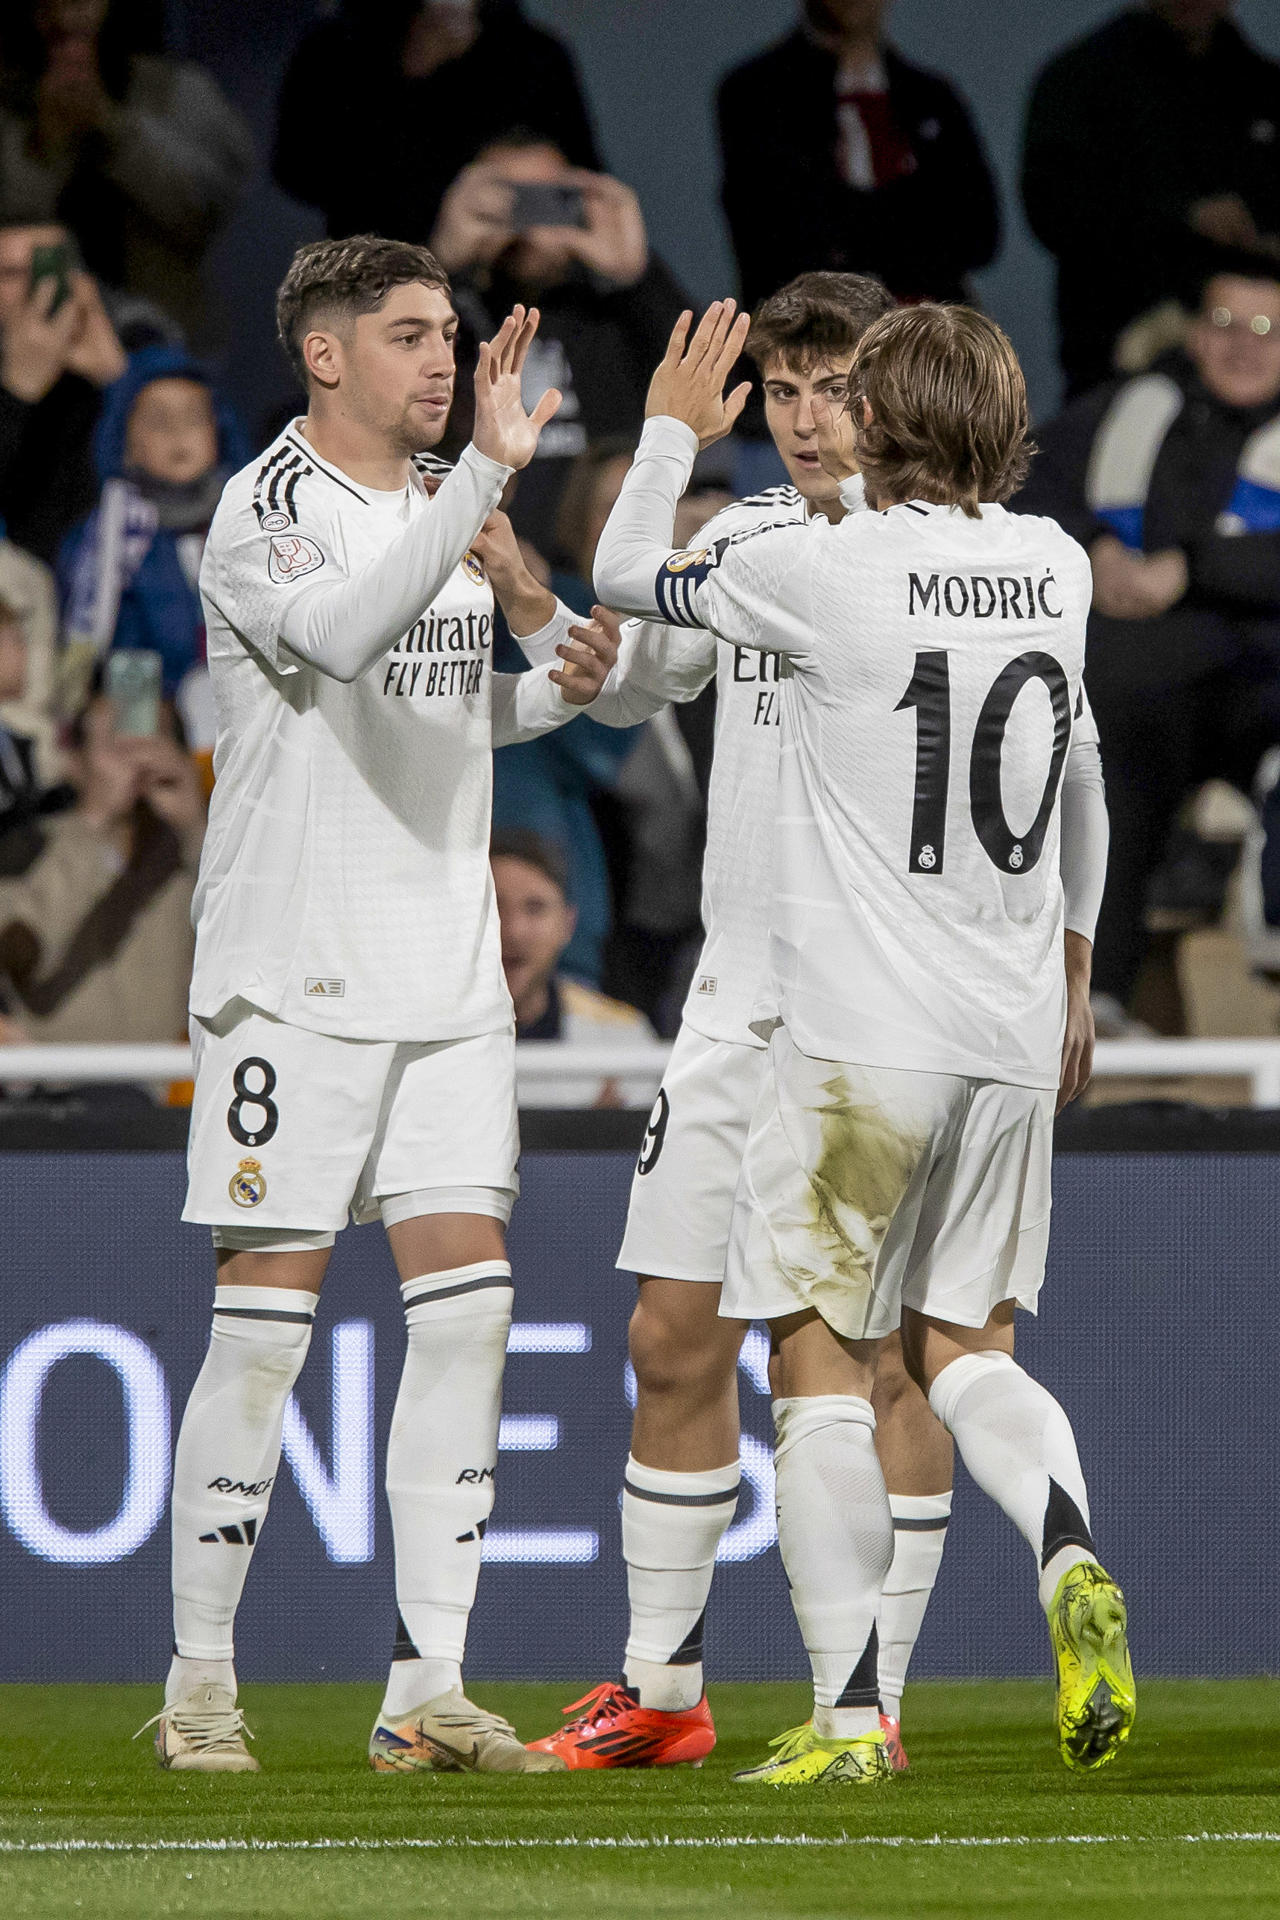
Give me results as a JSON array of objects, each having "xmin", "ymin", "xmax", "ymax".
[{"xmin": 302, "ymin": 327, "xmax": 342, "ymax": 391}]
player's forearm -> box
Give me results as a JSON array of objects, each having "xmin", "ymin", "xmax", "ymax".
[
  {"xmin": 585, "ymin": 616, "xmax": 717, "ymax": 727},
  {"xmin": 1059, "ymin": 736, "xmax": 1109, "ymax": 942},
  {"xmin": 278, "ymin": 445, "xmax": 512, "ymax": 682},
  {"xmin": 494, "ymin": 577, "xmax": 559, "ymax": 643},
  {"xmin": 593, "ymin": 416, "xmax": 699, "ymax": 620},
  {"xmin": 490, "ymin": 666, "xmax": 576, "ymax": 746},
  {"xmin": 502, "ymin": 598, "xmax": 580, "ymax": 669}
]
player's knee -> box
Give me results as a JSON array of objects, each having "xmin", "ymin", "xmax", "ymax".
[{"xmin": 628, "ymin": 1297, "xmax": 738, "ymax": 1401}]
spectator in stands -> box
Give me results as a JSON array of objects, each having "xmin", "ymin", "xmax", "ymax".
[
  {"xmin": 1016, "ymin": 262, "xmax": 1280, "ymax": 1029},
  {"xmin": 0, "ymin": 691, "xmax": 203, "ymax": 1044},
  {"xmin": 0, "ymin": 530, "xmax": 61, "ymax": 782},
  {"xmin": 0, "ymin": 0, "xmax": 252, "ymax": 344},
  {"xmin": 716, "ymin": 0, "xmax": 999, "ymax": 315},
  {"xmin": 274, "ymin": 1, "xmax": 597, "ymax": 246},
  {"xmin": 491, "ymin": 827, "xmax": 656, "ymax": 1108},
  {"xmin": 1022, "ymin": 1, "xmax": 1280, "ymax": 397},
  {"xmin": 431, "ymin": 130, "xmax": 689, "ymax": 558},
  {"xmin": 489, "ymin": 476, "xmax": 640, "ymax": 987},
  {"xmin": 0, "ymin": 220, "xmax": 125, "ymax": 564},
  {"xmin": 58, "ymin": 343, "xmax": 246, "ymax": 725},
  {"xmin": 0, "ymin": 594, "xmax": 40, "ymax": 850}
]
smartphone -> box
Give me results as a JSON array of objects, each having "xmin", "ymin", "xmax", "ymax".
[
  {"xmin": 29, "ymin": 241, "xmax": 76, "ymax": 317},
  {"xmin": 506, "ymin": 182, "xmax": 587, "ymax": 232},
  {"xmin": 106, "ymin": 649, "xmax": 163, "ymax": 738}
]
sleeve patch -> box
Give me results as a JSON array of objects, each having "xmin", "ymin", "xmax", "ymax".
[
  {"xmin": 655, "ymin": 540, "xmax": 726, "ymax": 625},
  {"xmin": 268, "ymin": 534, "xmax": 325, "ymax": 584}
]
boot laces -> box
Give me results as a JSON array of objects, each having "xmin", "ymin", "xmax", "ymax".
[
  {"xmin": 559, "ymin": 1682, "xmax": 636, "ymax": 1732},
  {"xmin": 134, "ymin": 1699, "xmax": 254, "ymax": 1754}
]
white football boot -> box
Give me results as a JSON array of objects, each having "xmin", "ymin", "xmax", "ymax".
[
  {"xmin": 369, "ymin": 1689, "xmax": 565, "ymax": 1774},
  {"xmin": 137, "ymin": 1682, "xmax": 259, "ymax": 1772}
]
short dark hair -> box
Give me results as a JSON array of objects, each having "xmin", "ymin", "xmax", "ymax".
[
  {"xmin": 747, "ymin": 271, "xmax": 896, "ymax": 375},
  {"xmin": 849, "ymin": 304, "xmax": 1033, "ymax": 519},
  {"xmin": 276, "ymin": 235, "xmax": 451, "ymax": 384},
  {"xmin": 490, "ymin": 828, "xmax": 569, "ymax": 897}
]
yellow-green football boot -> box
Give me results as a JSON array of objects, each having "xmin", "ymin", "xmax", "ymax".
[
  {"xmin": 1049, "ymin": 1560, "xmax": 1136, "ymax": 1772},
  {"xmin": 732, "ymin": 1721, "xmax": 891, "ymax": 1787}
]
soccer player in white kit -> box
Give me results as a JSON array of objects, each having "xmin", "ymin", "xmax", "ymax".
[
  {"xmin": 530, "ymin": 276, "xmax": 1108, "ymax": 1775},
  {"xmin": 593, "ymin": 301, "xmax": 1134, "ymax": 1785},
  {"xmin": 529, "ymin": 273, "xmax": 955, "ymax": 1772},
  {"xmin": 143, "ymin": 236, "xmax": 617, "ymax": 1777}
]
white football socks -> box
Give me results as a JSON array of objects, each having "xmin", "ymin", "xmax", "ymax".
[
  {"xmin": 379, "ymin": 1263, "xmax": 513, "ymax": 1721},
  {"xmin": 167, "ymin": 1285, "xmax": 318, "ymax": 1705},
  {"xmin": 928, "ymin": 1350, "xmax": 1096, "ymax": 1613},
  {"xmin": 621, "ymin": 1455, "xmax": 741, "ymax": 1712},
  {"xmin": 876, "ymin": 1490, "xmax": 952, "ymax": 1721},
  {"xmin": 773, "ymin": 1395, "xmax": 893, "ymax": 1740}
]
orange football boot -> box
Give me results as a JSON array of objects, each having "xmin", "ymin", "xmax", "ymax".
[
  {"xmin": 880, "ymin": 1713, "xmax": 909, "ymax": 1773},
  {"xmin": 526, "ymin": 1682, "xmax": 716, "ymax": 1769}
]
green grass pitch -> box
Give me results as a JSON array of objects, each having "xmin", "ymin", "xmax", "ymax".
[{"xmin": 4, "ymin": 1680, "xmax": 1280, "ymax": 1917}]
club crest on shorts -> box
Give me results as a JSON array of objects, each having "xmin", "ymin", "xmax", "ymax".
[
  {"xmin": 229, "ymin": 1157, "xmax": 267, "ymax": 1207},
  {"xmin": 462, "ymin": 549, "xmax": 486, "ymax": 584}
]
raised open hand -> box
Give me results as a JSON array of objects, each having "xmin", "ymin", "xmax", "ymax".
[
  {"xmin": 471, "ymin": 305, "xmax": 561, "ymax": 471},
  {"xmin": 644, "ymin": 302, "xmax": 752, "ymax": 449}
]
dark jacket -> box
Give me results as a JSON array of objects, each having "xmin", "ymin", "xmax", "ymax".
[
  {"xmin": 717, "ymin": 29, "xmax": 999, "ymax": 312},
  {"xmin": 445, "ymin": 257, "xmax": 689, "ymax": 562},
  {"xmin": 272, "ymin": 0, "xmax": 599, "ymax": 242},
  {"xmin": 1016, "ymin": 353, "xmax": 1280, "ymax": 695},
  {"xmin": 0, "ymin": 373, "xmax": 101, "ymax": 566},
  {"xmin": 1022, "ymin": 9, "xmax": 1280, "ymax": 396}
]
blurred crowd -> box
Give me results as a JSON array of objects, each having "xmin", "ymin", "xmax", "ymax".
[{"xmin": 0, "ymin": 0, "xmax": 1278, "ymax": 1093}]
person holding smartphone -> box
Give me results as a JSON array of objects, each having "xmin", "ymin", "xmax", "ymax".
[
  {"xmin": 430, "ymin": 131, "xmax": 691, "ymax": 563},
  {"xmin": 0, "ymin": 220, "xmax": 125, "ymax": 564}
]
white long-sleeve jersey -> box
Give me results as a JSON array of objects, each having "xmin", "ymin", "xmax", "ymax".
[
  {"xmin": 191, "ymin": 424, "xmax": 581, "ymax": 1042},
  {"xmin": 595, "ymin": 417, "xmax": 1103, "ymax": 1090},
  {"xmin": 590, "ymin": 440, "xmax": 1107, "ymax": 1061}
]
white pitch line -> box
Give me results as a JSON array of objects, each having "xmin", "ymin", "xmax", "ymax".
[{"xmin": 4, "ymin": 1834, "xmax": 1280, "ymax": 1854}]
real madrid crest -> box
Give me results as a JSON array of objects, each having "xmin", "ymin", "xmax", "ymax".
[
  {"xmin": 229, "ymin": 1157, "xmax": 267, "ymax": 1207},
  {"xmin": 462, "ymin": 549, "xmax": 486, "ymax": 584}
]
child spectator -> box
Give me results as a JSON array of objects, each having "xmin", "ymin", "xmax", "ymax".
[{"xmin": 58, "ymin": 343, "xmax": 246, "ymax": 728}]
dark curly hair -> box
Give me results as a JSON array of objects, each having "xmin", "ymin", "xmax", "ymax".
[
  {"xmin": 746, "ymin": 271, "xmax": 895, "ymax": 375},
  {"xmin": 275, "ymin": 234, "xmax": 451, "ymax": 384}
]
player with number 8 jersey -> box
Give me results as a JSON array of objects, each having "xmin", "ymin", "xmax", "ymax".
[
  {"xmin": 145, "ymin": 237, "xmax": 615, "ymax": 1781},
  {"xmin": 594, "ymin": 298, "xmax": 1134, "ymax": 1786}
]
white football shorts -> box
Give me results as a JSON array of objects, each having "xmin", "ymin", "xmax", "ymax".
[
  {"xmin": 721, "ymin": 1025, "xmax": 1054, "ymax": 1340},
  {"xmin": 616, "ymin": 1022, "xmax": 768, "ymax": 1285},
  {"xmin": 183, "ymin": 1000, "xmax": 519, "ymax": 1235}
]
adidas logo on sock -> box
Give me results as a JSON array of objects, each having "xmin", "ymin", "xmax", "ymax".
[{"xmin": 199, "ymin": 1520, "xmax": 258, "ymax": 1545}]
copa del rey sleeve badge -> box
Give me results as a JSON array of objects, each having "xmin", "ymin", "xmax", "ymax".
[{"xmin": 268, "ymin": 535, "xmax": 325, "ymax": 584}]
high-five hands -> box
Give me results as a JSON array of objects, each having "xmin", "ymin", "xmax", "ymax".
[
  {"xmin": 551, "ymin": 605, "xmax": 622, "ymax": 705},
  {"xmin": 471, "ymin": 305, "xmax": 562, "ymax": 470},
  {"xmin": 809, "ymin": 389, "xmax": 860, "ymax": 483},
  {"xmin": 645, "ymin": 302, "xmax": 752, "ymax": 449}
]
